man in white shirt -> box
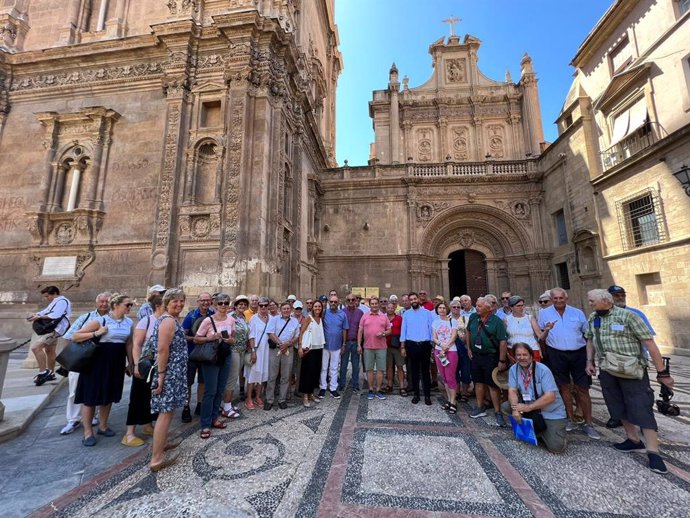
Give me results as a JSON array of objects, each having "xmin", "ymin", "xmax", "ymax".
[
  {"xmin": 538, "ymin": 287, "xmax": 599, "ymax": 439},
  {"xmin": 28, "ymin": 285, "xmax": 72, "ymax": 386}
]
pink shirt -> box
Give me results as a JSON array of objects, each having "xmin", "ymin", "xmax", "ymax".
[
  {"xmin": 359, "ymin": 312, "xmax": 391, "ymax": 350},
  {"xmin": 195, "ymin": 315, "xmax": 235, "ymax": 338}
]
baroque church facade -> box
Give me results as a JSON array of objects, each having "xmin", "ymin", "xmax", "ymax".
[{"xmin": 0, "ymin": 1, "xmax": 688, "ymax": 352}]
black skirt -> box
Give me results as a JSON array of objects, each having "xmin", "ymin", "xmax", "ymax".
[
  {"xmin": 75, "ymin": 341, "xmax": 127, "ymax": 406},
  {"xmin": 126, "ymin": 375, "xmax": 158, "ymax": 425}
]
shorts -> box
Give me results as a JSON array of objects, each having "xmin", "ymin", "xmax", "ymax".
[
  {"xmin": 545, "ymin": 346, "xmax": 591, "ymax": 388},
  {"xmin": 387, "ymin": 346, "xmax": 405, "ymax": 368},
  {"xmin": 471, "ymin": 353, "xmax": 498, "ymax": 387},
  {"xmin": 599, "ymin": 370, "xmax": 657, "ymax": 430},
  {"xmin": 187, "ymin": 359, "xmax": 205, "ymax": 386},
  {"xmin": 363, "ymin": 348, "xmax": 386, "ymax": 371},
  {"xmin": 31, "ymin": 332, "xmax": 58, "ymax": 348}
]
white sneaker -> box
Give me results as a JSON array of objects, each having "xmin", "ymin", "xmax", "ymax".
[{"xmin": 60, "ymin": 421, "xmax": 81, "ymax": 435}]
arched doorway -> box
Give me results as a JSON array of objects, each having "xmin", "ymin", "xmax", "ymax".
[{"xmin": 448, "ymin": 249, "xmax": 487, "ymax": 301}]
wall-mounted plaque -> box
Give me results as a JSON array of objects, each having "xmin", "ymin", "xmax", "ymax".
[{"xmin": 42, "ymin": 256, "xmax": 77, "ymax": 277}]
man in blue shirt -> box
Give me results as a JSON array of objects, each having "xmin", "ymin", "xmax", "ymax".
[
  {"xmin": 502, "ymin": 342, "xmax": 567, "ymax": 453},
  {"xmin": 400, "ymin": 292, "xmax": 435, "ymax": 405},
  {"xmin": 320, "ymin": 294, "xmax": 349, "ymax": 399}
]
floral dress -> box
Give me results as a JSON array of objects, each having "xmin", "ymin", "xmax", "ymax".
[
  {"xmin": 231, "ymin": 311, "xmax": 250, "ymax": 354},
  {"xmin": 150, "ymin": 315, "xmax": 188, "ymax": 414}
]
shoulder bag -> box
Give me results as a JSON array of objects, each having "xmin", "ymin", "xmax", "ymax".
[
  {"xmin": 33, "ymin": 299, "xmax": 70, "ymax": 336},
  {"xmin": 592, "ymin": 315, "xmax": 646, "ymax": 380},
  {"xmin": 189, "ymin": 317, "xmax": 221, "ymax": 364},
  {"xmin": 137, "ymin": 316, "xmax": 157, "ymax": 382},
  {"xmin": 56, "ymin": 317, "xmax": 105, "ymax": 373},
  {"xmin": 268, "ymin": 319, "xmax": 290, "ymax": 349},
  {"xmin": 300, "ymin": 317, "xmax": 313, "ymax": 352}
]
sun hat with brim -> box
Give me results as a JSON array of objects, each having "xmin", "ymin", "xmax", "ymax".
[
  {"xmin": 508, "ymin": 295, "xmax": 524, "ymax": 307},
  {"xmin": 233, "ymin": 294, "xmax": 250, "ymax": 307},
  {"xmin": 492, "ymin": 367, "xmax": 510, "ymax": 390},
  {"xmin": 293, "ymin": 300, "xmax": 304, "ymax": 309},
  {"xmin": 148, "ymin": 284, "xmax": 166, "ymax": 294}
]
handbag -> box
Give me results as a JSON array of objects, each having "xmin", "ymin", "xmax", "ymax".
[
  {"xmin": 593, "ymin": 316, "xmax": 646, "ymax": 380},
  {"xmin": 515, "ymin": 363, "xmax": 547, "ymax": 433},
  {"xmin": 33, "ymin": 300, "xmax": 70, "ymax": 336},
  {"xmin": 137, "ymin": 316, "xmax": 156, "ymax": 381},
  {"xmin": 189, "ymin": 317, "xmax": 220, "ymax": 364},
  {"xmin": 268, "ymin": 319, "xmax": 290, "ymax": 349},
  {"xmin": 301, "ymin": 318, "xmax": 313, "ymax": 351},
  {"xmin": 56, "ymin": 317, "xmax": 105, "ymax": 373}
]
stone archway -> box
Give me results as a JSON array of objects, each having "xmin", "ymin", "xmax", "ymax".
[{"xmin": 418, "ymin": 204, "xmax": 542, "ymax": 299}]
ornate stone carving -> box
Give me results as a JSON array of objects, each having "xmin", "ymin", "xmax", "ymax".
[
  {"xmin": 446, "ymin": 58, "xmax": 466, "ymax": 83},
  {"xmin": 511, "ymin": 200, "xmax": 530, "ymax": 219},
  {"xmin": 11, "ymin": 63, "xmax": 163, "ymax": 92},
  {"xmin": 487, "ymin": 124, "xmax": 505, "ymax": 158},
  {"xmin": 451, "ymin": 127, "xmax": 469, "ymax": 160},
  {"xmin": 54, "ymin": 223, "xmax": 75, "ymax": 245},
  {"xmin": 192, "ymin": 217, "xmax": 210, "ymax": 238},
  {"xmin": 154, "ymin": 103, "xmax": 182, "ymax": 252},
  {"xmin": 417, "ymin": 204, "xmax": 433, "ymax": 221},
  {"xmin": 416, "ymin": 128, "xmax": 433, "ymax": 162},
  {"xmin": 166, "ymin": 0, "xmax": 199, "ymax": 15}
]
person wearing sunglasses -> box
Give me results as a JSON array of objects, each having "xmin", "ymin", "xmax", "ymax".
[
  {"xmin": 246, "ymin": 297, "xmax": 271, "ymax": 409},
  {"xmin": 71, "ymin": 293, "xmax": 134, "ymax": 446},
  {"xmin": 498, "ymin": 291, "xmax": 513, "ymax": 316}
]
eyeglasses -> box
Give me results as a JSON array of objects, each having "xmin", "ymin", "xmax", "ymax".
[
  {"xmin": 451, "ymin": 305, "xmax": 461, "ymax": 309},
  {"xmin": 199, "ymin": 300, "xmax": 212, "ymax": 304},
  {"xmin": 501, "ymin": 297, "xmax": 510, "ymax": 300},
  {"xmin": 538, "ymin": 300, "xmax": 549, "ymax": 305},
  {"xmin": 329, "ymin": 301, "xmax": 338, "ymax": 304},
  {"xmin": 217, "ymin": 301, "xmax": 230, "ymax": 306},
  {"xmin": 346, "ymin": 298, "xmax": 356, "ymax": 302},
  {"xmin": 258, "ymin": 303, "xmax": 269, "ymax": 308},
  {"xmin": 125, "ymin": 302, "xmax": 133, "ymax": 308}
]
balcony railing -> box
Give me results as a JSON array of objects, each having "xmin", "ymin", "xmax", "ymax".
[
  {"xmin": 601, "ymin": 125, "xmax": 658, "ymax": 171},
  {"xmin": 412, "ymin": 160, "xmax": 536, "ymax": 177},
  {"xmin": 323, "ymin": 159, "xmax": 538, "ymax": 181}
]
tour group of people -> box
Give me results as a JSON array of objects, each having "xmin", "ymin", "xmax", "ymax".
[{"xmin": 27, "ymin": 283, "xmax": 674, "ymax": 474}]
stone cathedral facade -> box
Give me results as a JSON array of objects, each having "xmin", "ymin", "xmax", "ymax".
[
  {"xmin": 0, "ymin": 0, "xmax": 341, "ymax": 316},
  {"xmin": 1, "ymin": 1, "xmax": 688, "ymax": 352}
]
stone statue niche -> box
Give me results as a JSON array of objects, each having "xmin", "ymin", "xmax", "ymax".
[{"xmin": 189, "ymin": 141, "xmax": 220, "ymax": 205}]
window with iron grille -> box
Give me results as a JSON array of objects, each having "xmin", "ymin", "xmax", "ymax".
[{"xmin": 616, "ymin": 189, "xmax": 667, "ymax": 250}]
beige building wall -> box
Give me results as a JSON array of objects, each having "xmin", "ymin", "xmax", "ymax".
[{"xmin": 547, "ymin": 0, "xmax": 690, "ymax": 353}]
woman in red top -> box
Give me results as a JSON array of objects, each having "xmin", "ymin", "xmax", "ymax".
[{"xmin": 385, "ymin": 302, "xmax": 406, "ymax": 396}]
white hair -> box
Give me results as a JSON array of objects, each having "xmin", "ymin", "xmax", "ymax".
[{"xmin": 588, "ymin": 289, "xmax": 613, "ymax": 304}]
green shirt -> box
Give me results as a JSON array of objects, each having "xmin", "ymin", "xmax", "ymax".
[
  {"xmin": 467, "ymin": 313, "xmax": 507, "ymax": 354},
  {"xmin": 586, "ymin": 306, "xmax": 653, "ymax": 358}
]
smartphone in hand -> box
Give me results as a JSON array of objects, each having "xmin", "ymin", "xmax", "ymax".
[{"xmin": 221, "ymin": 330, "xmax": 229, "ymax": 339}]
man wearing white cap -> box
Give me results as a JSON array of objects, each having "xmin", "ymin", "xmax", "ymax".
[{"xmin": 137, "ymin": 284, "xmax": 166, "ymax": 320}]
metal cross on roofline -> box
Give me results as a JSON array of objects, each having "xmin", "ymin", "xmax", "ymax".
[{"xmin": 442, "ymin": 16, "xmax": 462, "ymax": 37}]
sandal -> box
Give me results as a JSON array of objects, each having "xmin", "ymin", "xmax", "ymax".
[
  {"xmin": 448, "ymin": 403, "xmax": 457, "ymax": 414},
  {"xmin": 255, "ymin": 397, "xmax": 265, "ymax": 407},
  {"xmin": 385, "ymin": 386, "xmax": 393, "ymax": 393},
  {"xmin": 459, "ymin": 394, "xmax": 468, "ymax": 403},
  {"xmin": 400, "ymin": 388, "xmax": 408, "ymax": 397},
  {"xmin": 200, "ymin": 429, "xmax": 211, "ymax": 439},
  {"xmin": 443, "ymin": 401, "xmax": 451, "ymax": 410},
  {"xmin": 245, "ymin": 399, "xmax": 255, "ymax": 410},
  {"xmin": 212, "ymin": 420, "xmax": 227, "ymax": 429}
]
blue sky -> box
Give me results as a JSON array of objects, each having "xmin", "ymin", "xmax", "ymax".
[{"xmin": 334, "ymin": 0, "xmax": 610, "ymax": 165}]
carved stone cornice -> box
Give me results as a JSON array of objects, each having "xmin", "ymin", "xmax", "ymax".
[{"xmin": 10, "ymin": 63, "xmax": 164, "ymax": 92}]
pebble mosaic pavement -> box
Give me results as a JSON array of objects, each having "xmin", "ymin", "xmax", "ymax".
[{"xmin": 18, "ymin": 364, "xmax": 690, "ymax": 517}]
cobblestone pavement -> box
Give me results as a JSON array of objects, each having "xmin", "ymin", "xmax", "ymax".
[{"xmin": 2, "ymin": 355, "xmax": 690, "ymax": 518}]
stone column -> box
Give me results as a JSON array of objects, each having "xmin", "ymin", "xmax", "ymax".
[
  {"xmin": 440, "ymin": 259, "xmax": 450, "ymax": 300},
  {"xmin": 402, "ymin": 121, "xmax": 412, "ymax": 162},
  {"xmin": 438, "ymin": 117, "xmax": 448, "ymax": 161},
  {"xmin": 529, "ymin": 196, "xmax": 545, "ymax": 251},
  {"xmin": 0, "ymin": 334, "xmax": 18, "ymax": 421}
]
